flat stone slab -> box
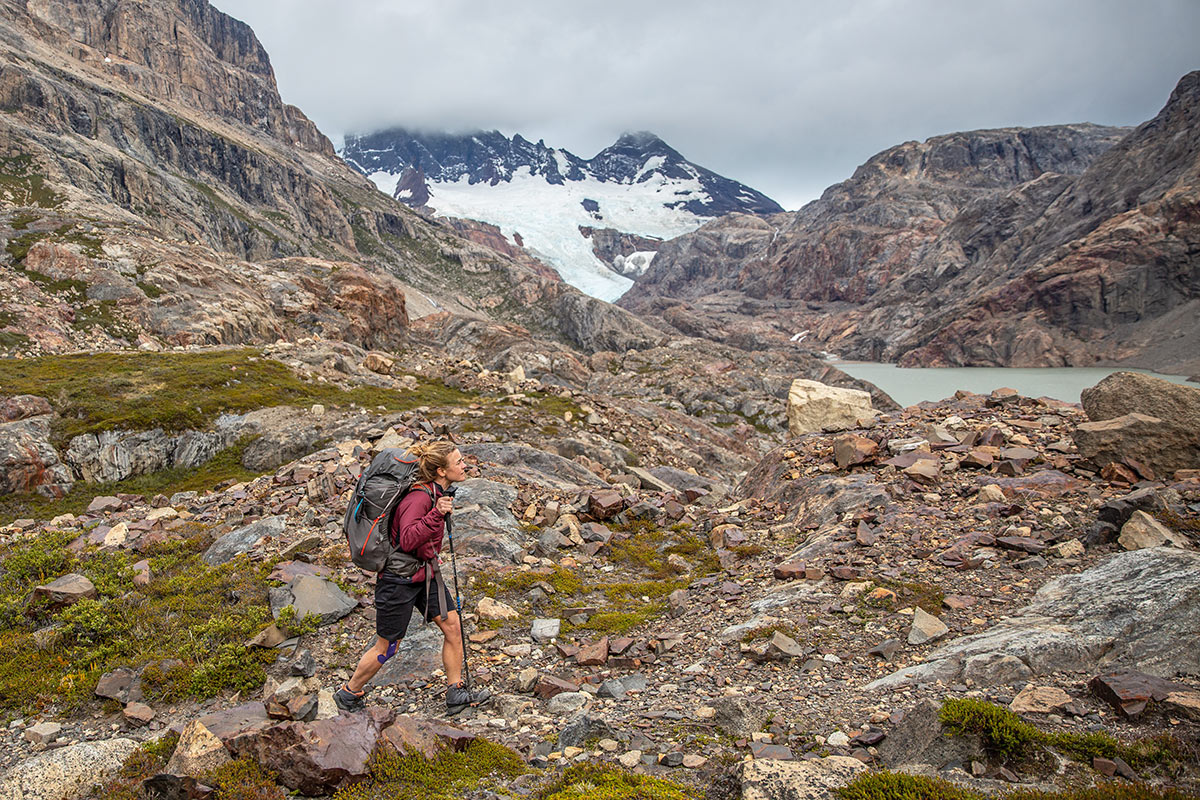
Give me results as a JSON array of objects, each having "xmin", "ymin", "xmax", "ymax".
[
  {"xmin": 202, "ymin": 516, "xmax": 287, "ymax": 565},
  {"xmin": 867, "ymin": 547, "xmax": 1200, "ymax": 691}
]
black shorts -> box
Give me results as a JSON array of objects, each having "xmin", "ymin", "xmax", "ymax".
[{"xmin": 375, "ymin": 571, "xmax": 456, "ymax": 641}]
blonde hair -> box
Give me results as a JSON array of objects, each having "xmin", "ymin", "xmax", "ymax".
[{"xmin": 409, "ymin": 440, "xmax": 457, "ymax": 483}]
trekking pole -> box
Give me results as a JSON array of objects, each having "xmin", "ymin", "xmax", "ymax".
[{"xmin": 444, "ymin": 487, "xmax": 472, "ymax": 689}]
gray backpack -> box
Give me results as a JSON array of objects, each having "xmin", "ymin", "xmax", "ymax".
[{"xmin": 343, "ymin": 448, "xmax": 421, "ymax": 572}]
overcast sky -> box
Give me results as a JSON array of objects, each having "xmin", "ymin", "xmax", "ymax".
[{"xmin": 213, "ymin": 0, "xmax": 1198, "ymax": 210}]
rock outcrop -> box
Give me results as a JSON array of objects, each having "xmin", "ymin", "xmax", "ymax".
[
  {"xmin": 867, "ymin": 547, "xmax": 1200, "ymax": 691},
  {"xmin": 621, "ymin": 72, "xmax": 1200, "ymax": 375}
]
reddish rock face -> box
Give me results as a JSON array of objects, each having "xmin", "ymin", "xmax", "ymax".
[
  {"xmin": 0, "ymin": 395, "xmax": 53, "ymax": 422},
  {"xmin": 227, "ymin": 707, "xmax": 395, "ymax": 795},
  {"xmin": 380, "ymin": 716, "xmax": 475, "ymax": 760}
]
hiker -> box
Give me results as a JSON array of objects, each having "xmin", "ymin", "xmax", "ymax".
[{"xmin": 335, "ymin": 440, "xmax": 489, "ymax": 715}]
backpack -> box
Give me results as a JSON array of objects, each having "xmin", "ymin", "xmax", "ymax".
[{"xmin": 343, "ymin": 448, "xmax": 422, "ymax": 572}]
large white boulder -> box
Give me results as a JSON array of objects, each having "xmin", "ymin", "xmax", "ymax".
[
  {"xmin": 0, "ymin": 738, "xmax": 138, "ymax": 800},
  {"xmin": 787, "ymin": 380, "xmax": 875, "ymax": 436}
]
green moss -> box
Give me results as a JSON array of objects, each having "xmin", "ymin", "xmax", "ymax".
[
  {"xmin": 0, "ymin": 349, "xmax": 478, "ymax": 448},
  {"xmin": 333, "ymin": 739, "xmax": 526, "ymax": 800},
  {"xmin": 533, "ymin": 392, "xmax": 584, "ymax": 420},
  {"xmin": 0, "ymin": 155, "xmax": 62, "ymax": 208},
  {"xmin": 9, "ymin": 211, "xmax": 39, "ymax": 230},
  {"xmin": 275, "ymin": 604, "xmax": 320, "ymax": 637},
  {"xmin": 0, "ymin": 528, "xmax": 277, "ymax": 713},
  {"xmin": 136, "ymin": 280, "xmax": 164, "ymax": 298},
  {"xmin": 536, "ymin": 762, "xmax": 697, "ymax": 800},
  {"xmin": 939, "ymin": 699, "xmax": 1194, "ymax": 774},
  {"xmin": 0, "ymin": 331, "xmax": 30, "ymax": 350},
  {"xmin": 573, "ymin": 604, "xmax": 663, "ymax": 635},
  {"xmin": 200, "ymin": 757, "xmax": 287, "ymax": 800},
  {"xmin": 835, "ymin": 771, "xmax": 1200, "ymax": 800}
]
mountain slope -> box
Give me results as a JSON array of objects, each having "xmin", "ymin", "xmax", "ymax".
[
  {"xmin": 619, "ymin": 80, "xmax": 1200, "ymax": 374},
  {"xmin": 341, "ymin": 128, "xmax": 782, "ymax": 300},
  {"xmin": 0, "ymin": 0, "xmax": 664, "ymax": 356}
]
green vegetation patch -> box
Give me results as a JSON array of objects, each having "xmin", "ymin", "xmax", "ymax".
[
  {"xmin": 939, "ymin": 699, "xmax": 1195, "ymax": 774},
  {"xmin": 0, "ymin": 155, "xmax": 62, "ymax": 208},
  {"xmin": 835, "ymin": 771, "xmax": 1200, "ymax": 800},
  {"xmin": 0, "ymin": 438, "xmax": 262, "ymax": 525},
  {"xmin": 0, "ymin": 348, "xmax": 478, "ymax": 447},
  {"xmin": 90, "ymin": 731, "xmax": 180, "ymax": 800},
  {"xmin": 0, "ymin": 526, "xmax": 276, "ymax": 713},
  {"xmin": 536, "ymin": 762, "xmax": 697, "ymax": 800},
  {"xmin": 333, "ymin": 739, "xmax": 526, "ymax": 800}
]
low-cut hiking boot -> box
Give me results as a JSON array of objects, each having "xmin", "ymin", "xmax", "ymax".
[
  {"xmin": 334, "ymin": 685, "xmax": 367, "ymax": 713},
  {"xmin": 445, "ymin": 684, "xmax": 491, "ymax": 715}
]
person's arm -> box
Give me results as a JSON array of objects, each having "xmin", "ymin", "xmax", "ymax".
[{"xmin": 393, "ymin": 488, "xmax": 444, "ymax": 560}]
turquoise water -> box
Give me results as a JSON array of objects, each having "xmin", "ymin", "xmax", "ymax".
[{"xmin": 832, "ymin": 362, "xmax": 1195, "ymax": 407}]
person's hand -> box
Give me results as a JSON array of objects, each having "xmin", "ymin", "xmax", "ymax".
[{"xmin": 436, "ymin": 495, "xmax": 453, "ymax": 515}]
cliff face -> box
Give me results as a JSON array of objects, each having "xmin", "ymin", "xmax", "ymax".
[
  {"xmin": 622, "ymin": 76, "xmax": 1200, "ymax": 374},
  {"xmin": 0, "ymin": 0, "xmax": 662, "ymax": 355}
]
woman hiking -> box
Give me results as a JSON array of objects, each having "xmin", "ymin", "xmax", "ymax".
[{"xmin": 334, "ymin": 440, "xmax": 490, "ymax": 716}]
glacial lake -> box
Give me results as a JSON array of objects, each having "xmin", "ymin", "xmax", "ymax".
[{"xmin": 831, "ymin": 362, "xmax": 1196, "ymax": 408}]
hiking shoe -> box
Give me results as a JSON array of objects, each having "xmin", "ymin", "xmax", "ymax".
[
  {"xmin": 334, "ymin": 685, "xmax": 367, "ymax": 713},
  {"xmin": 445, "ymin": 683, "xmax": 491, "ymax": 715}
]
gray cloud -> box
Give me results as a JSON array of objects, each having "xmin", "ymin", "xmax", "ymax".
[{"xmin": 213, "ymin": 0, "xmax": 1199, "ymax": 209}]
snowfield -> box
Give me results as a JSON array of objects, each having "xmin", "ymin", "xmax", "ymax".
[{"xmin": 366, "ymin": 166, "xmax": 712, "ymax": 301}]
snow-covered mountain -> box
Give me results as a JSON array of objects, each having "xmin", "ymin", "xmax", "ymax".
[{"xmin": 340, "ymin": 129, "xmax": 782, "ymax": 300}]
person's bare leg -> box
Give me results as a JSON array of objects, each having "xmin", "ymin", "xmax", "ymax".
[
  {"xmin": 346, "ymin": 636, "xmax": 393, "ymax": 693},
  {"xmin": 433, "ymin": 611, "xmax": 463, "ymax": 686}
]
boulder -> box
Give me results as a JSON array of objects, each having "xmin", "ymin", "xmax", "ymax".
[
  {"xmin": 1010, "ymin": 686, "xmax": 1072, "ymax": 714},
  {"xmin": 270, "ymin": 574, "xmax": 357, "ymax": 627},
  {"xmin": 1074, "ymin": 412, "xmax": 1199, "ymax": 476},
  {"xmin": 558, "ymin": 714, "xmax": 616, "ymax": 750},
  {"xmin": 0, "ymin": 395, "xmax": 53, "ymax": 422},
  {"xmin": 0, "ymin": 416, "xmax": 73, "ymax": 495},
  {"xmin": 787, "ymin": 379, "xmax": 875, "ymax": 435},
  {"xmin": 1082, "ymin": 372, "xmax": 1200, "ymax": 428},
  {"xmin": 547, "ymin": 692, "xmax": 590, "ymax": 715},
  {"xmin": 867, "ymin": 547, "xmax": 1200, "ymax": 690},
  {"xmin": 0, "ymin": 738, "xmax": 138, "ymax": 800},
  {"xmin": 712, "ymin": 696, "xmax": 768, "ymax": 737},
  {"xmin": 737, "ymin": 756, "xmax": 867, "ymax": 800},
  {"xmin": 227, "ymin": 708, "xmax": 394, "ymax": 795},
  {"xmin": 202, "ymin": 516, "xmax": 288, "ymax": 565},
  {"xmin": 444, "ymin": 478, "xmax": 524, "ymax": 561},
  {"xmin": 379, "ymin": 716, "xmax": 475, "ymax": 760},
  {"xmin": 65, "ymin": 428, "xmax": 172, "ymax": 484},
  {"xmin": 530, "ymin": 618, "xmax": 561, "ymax": 642},
  {"xmin": 371, "ymin": 618, "xmax": 442, "ymax": 686},
  {"xmin": 907, "ymin": 607, "xmax": 949, "ymax": 645},
  {"xmin": 1118, "ymin": 510, "xmax": 1190, "ymax": 550},
  {"xmin": 587, "ymin": 489, "xmax": 624, "ymax": 520},
  {"xmin": 477, "ymin": 597, "xmax": 520, "ymax": 621},
  {"xmin": 165, "ymin": 719, "xmax": 232, "ymax": 776},
  {"xmin": 31, "ymin": 573, "xmax": 96, "ymax": 611},
  {"xmin": 1089, "ymin": 671, "xmax": 1188, "ymax": 719}
]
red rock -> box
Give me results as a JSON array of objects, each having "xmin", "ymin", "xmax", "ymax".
[
  {"xmin": 229, "ymin": 708, "xmax": 394, "ymax": 795},
  {"xmin": 0, "ymin": 395, "xmax": 53, "ymax": 422},
  {"xmin": 1093, "ymin": 757, "xmax": 1117, "ymax": 777},
  {"xmin": 903, "ymin": 460, "xmax": 941, "ymax": 485},
  {"xmin": 533, "ymin": 675, "xmax": 579, "ymax": 699},
  {"xmin": 380, "ymin": 716, "xmax": 475, "ymax": 760},
  {"xmin": 961, "ymin": 450, "xmax": 994, "ymax": 469},
  {"xmin": 773, "ymin": 560, "xmax": 806, "ymax": 580},
  {"xmin": 855, "ymin": 521, "xmax": 878, "ymax": 546},
  {"xmin": 833, "ymin": 435, "xmax": 878, "ymax": 468},
  {"xmin": 1100, "ymin": 462, "xmax": 1138, "ymax": 484},
  {"xmin": 577, "ymin": 637, "xmax": 609, "ymax": 667},
  {"xmin": 830, "ymin": 566, "xmax": 859, "ymax": 580},
  {"xmin": 588, "ymin": 490, "xmax": 625, "ymax": 520},
  {"xmin": 1089, "ymin": 671, "xmax": 1185, "ymax": 719},
  {"xmin": 942, "ymin": 595, "xmax": 976, "ymax": 610}
]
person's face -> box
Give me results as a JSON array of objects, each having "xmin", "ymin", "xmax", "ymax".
[{"xmin": 439, "ymin": 449, "xmax": 467, "ymax": 483}]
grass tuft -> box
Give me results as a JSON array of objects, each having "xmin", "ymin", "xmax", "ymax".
[{"xmin": 333, "ymin": 739, "xmax": 525, "ymax": 800}]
